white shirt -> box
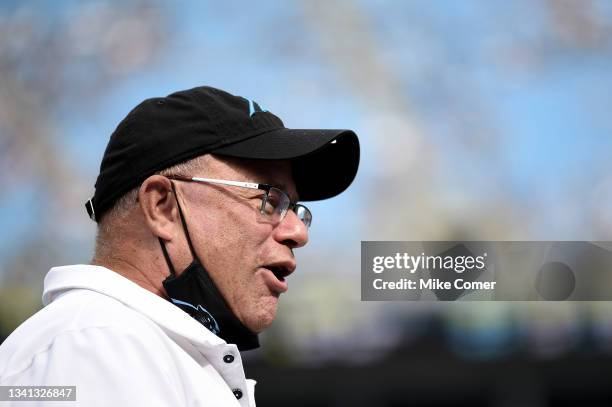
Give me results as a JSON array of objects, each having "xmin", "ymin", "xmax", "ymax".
[{"xmin": 0, "ymin": 265, "xmax": 256, "ymax": 406}]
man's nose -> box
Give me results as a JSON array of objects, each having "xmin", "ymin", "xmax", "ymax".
[{"xmin": 273, "ymin": 210, "xmax": 309, "ymax": 249}]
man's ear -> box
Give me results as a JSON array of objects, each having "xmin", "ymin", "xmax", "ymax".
[{"xmin": 138, "ymin": 175, "xmax": 177, "ymax": 241}]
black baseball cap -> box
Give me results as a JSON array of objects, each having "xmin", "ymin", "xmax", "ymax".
[{"xmin": 86, "ymin": 86, "xmax": 360, "ymax": 222}]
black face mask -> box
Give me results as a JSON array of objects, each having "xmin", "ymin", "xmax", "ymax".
[{"xmin": 159, "ymin": 184, "xmax": 259, "ymax": 351}]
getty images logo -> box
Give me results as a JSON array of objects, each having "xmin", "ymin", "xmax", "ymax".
[{"xmin": 245, "ymin": 98, "xmax": 268, "ymax": 117}]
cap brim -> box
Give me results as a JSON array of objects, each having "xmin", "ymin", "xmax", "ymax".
[{"xmin": 212, "ymin": 128, "xmax": 359, "ymax": 201}]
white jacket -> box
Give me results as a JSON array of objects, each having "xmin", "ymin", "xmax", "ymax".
[{"xmin": 0, "ymin": 265, "xmax": 256, "ymax": 406}]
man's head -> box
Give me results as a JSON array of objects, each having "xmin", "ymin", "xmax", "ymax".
[
  {"xmin": 88, "ymin": 86, "xmax": 359, "ymax": 337},
  {"xmin": 95, "ymin": 153, "xmax": 307, "ymax": 332}
]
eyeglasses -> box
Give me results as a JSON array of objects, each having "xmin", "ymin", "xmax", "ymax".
[{"xmin": 165, "ymin": 175, "xmax": 312, "ymax": 228}]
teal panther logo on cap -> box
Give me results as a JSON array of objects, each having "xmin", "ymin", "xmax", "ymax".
[{"xmin": 245, "ymin": 98, "xmax": 268, "ymax": 117}]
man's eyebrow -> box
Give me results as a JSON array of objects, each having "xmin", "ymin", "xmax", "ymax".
[{"xmin": 262, "ymin": 180, "xmax": 299, "ymax": 202}]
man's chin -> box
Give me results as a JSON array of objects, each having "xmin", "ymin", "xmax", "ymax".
[{"xmin": 244, "ymin": 298, "xmax": 278, "ymax": 333}]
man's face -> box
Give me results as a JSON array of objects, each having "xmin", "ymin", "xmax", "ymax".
[{"xmin": 174, "ymin": 155, "xmax": 309, "ymax": 333}]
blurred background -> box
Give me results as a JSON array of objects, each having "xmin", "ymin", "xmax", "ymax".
[{"xmin": 2, "ymin": 0, "xmax": 612, "ymax": 405}]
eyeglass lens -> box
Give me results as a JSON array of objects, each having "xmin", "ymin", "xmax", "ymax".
[{"xmin": 260, "ymin": 187, "xmax": 311, "ymax": 228}]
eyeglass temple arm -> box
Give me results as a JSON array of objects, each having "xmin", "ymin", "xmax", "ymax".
[{"xmin": 169, "ymin": 175, "xmax": 263, "ymax": 191}]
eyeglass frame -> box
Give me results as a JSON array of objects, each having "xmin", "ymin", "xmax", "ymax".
[{"xmin": 164, "ymin": 175, "xmax": 312, "ymax": 228}]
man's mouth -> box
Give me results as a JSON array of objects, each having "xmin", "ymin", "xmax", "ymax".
[
  {"xmin": 267, "ymin": 266, "xmax": 291, "ymax": 282},
  {"xmin": 261, "ymin": 263, "xmax": 295, "ymax": 294}
]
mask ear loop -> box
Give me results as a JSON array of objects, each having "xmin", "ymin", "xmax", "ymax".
[{"xmin": 158, "ymin": 181, "xmax": 199, "ymax": 277}]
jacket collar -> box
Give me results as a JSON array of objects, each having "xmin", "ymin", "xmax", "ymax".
[{"xmin": 42, "ymin": 264, "xmax": 228, "ymax": 351}]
